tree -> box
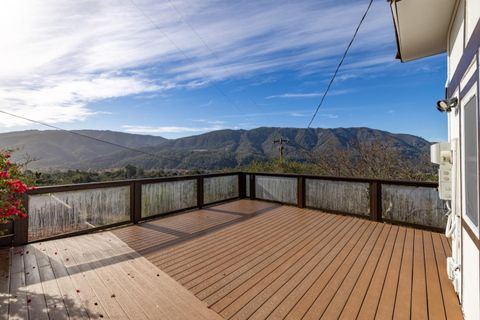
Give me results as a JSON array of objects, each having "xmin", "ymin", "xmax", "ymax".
[
  {"xmin": 125, "ymin": 164, "xmax": 137, "ymax": 179},
  {"xmin": 244, "ymin": 141, "xmax": 436, "ymax": 181},
  {"xmin": 304, "ymin": 140, "xmax": 435, "ymax": 181}
]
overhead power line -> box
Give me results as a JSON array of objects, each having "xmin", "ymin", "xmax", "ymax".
[
  {"xmin": 306, "ymin": 0, "xmax": 374, "ymax": 128},
  {"xmin": 0, "ymin": 109, "xmax": 179, "ymax": 163},
  {"xmin": 164, "ymin": 0, "xmax": 261, "ymax": 109},
  {"xmin": 126, "ymin": 0, "xmax": 245, "ymax": 113}
]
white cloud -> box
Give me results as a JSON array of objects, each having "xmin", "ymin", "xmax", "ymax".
[
  {"xmin": 0, "ymin": 0, "xmax": 394, "ymax": 128},
  {"xmin": 0, "ymin": 74, "xmax": 161, "ymax": 127},
  {"xmin": 290, "ymin": 112, "xmax": 306, "ymax": 117},
  {"xmin": 122, "ymin": 124, "xmax": 225, "ymax": 134},
  {"xmin": 191, "ymin": 119, "xmax": 225, "ymax": 124},
  {"xmin": 266, "ymin": 89, "xmax": 351, "ymax": 99}
]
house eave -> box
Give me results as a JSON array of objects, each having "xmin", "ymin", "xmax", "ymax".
[{"xmin": 389, "ymin": 0, "xmax": 457, "ymax": 62}]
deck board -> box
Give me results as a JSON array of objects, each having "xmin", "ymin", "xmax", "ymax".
[
  {"xmin": 182, "ymin": 212, "xmax": 333, "ymax": 291},
  {"xmin": 423, "ymin": 231, "xmax": 447, "ymax": 320},
  {"xmin": 116, "ymin": 200, "xmax": 460, "ymax": 320},
  {"xmin": 373, "ymin": 227, "xmax": 406, "ymax": 319},
  {"xmin": 1, "ymin": 233, "xmax": 222, "ymax": 320},
  {"xmin": 356, "ymin": 225, "xmax": 399, "ymax": 320},
  {"xmin": 1, "ymin": 199, "xmax": 463, "ymax": 320},
  {"xmin": 432, "ymin": 233, "xmax": 463, "ymax": 320},
  {"xmin": 394, "ymin": 228, "xmax": 415, "ymax": 320},
  {"xmin": 320, "ymin": 224, "xmax": 391, "ymax": 320},
  {"xmin": 241, "ymin": 217, "xmax": 354, "ymax": 320},
  {"xmin": 217, "ymin": 215, "xmax": 351, "ymax": 319},
  {"xmin": 0, "ymin": 249, "xmax": 10, "ymax": 320}
]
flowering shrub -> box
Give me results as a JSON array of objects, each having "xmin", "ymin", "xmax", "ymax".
[{"xmin": 0, "ymin": 151, "xmax": 34, "ymax": 223}]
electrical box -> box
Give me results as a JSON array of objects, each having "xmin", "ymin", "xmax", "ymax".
[
  {"xmin": 431, "ymin": 142, "xmax": 452, "ymax": 200},
  {"xmin": 438, "ymin": 165, "xmax": 452, "ymax": 200},
  {"xmin": 431, "ymin": 142, "xmax": 452, "ymax": 164}
]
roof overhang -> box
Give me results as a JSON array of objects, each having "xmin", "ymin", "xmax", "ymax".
[{"xmin": 389, "ymin": 0, "xmax": 457, "ymax": 62}]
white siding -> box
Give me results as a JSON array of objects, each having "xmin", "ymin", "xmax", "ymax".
[
  {"xmin": 448, "ymin": 0, "xmax": 465, "ymax": 80},
  {"xmin": 462, "ymin": 230, "xmax": 480, "ymax": 320},
  {"xmin": 466, "ymin": 0, "xmax": 480, "ymax": 42}
]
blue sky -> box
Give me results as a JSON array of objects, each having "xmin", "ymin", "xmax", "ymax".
[{"xmin": 0, "ymin": 0, "xmax": 448, "ymax": 141}]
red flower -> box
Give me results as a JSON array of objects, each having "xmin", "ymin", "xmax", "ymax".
[
  {"xmin": 0, "ymin": 150, "xmax": 32, "ymax": 222},
  {"xmin": 7, "ymin": 179, "xmax": 28, "ymax": 193}
]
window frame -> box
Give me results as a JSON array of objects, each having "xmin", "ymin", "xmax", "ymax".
[{"xmin": 461, "ymin": 84, "xmax": 479, "ymax": 235}]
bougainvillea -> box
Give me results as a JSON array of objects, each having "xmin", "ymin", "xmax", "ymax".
[{"xmin": 0, "ymin": 150, "xmax": 35, "ymax": 223}]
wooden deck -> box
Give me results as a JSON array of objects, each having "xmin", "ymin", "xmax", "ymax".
[
  {"xmin": 1, "ymin": 200, "xmax": 463, "ymax": 319},
  {"xmin": 0, "ymin": 232, "xmax": 221, "ymax": 319}
]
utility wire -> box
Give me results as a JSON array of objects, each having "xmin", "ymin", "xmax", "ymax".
[
  {"xmin": 306, "ymin": 0, "xmax": 374, "ymax": 128},
  {"xmin": 0, "ymin": 109, "xmax": 180, "ymax": 163},
  {"xmin": 126, "ymin": 0, "xmax": 245, "ymax": 113},
  {"xmin": 1, "ymin": 2, "xmax": 374, "ymax": 165},
  {"xmin": 164, "ymin": 0, "xmax": 261, "ymax": 109}
]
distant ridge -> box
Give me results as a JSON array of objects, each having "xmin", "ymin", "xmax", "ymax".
[{"xmin": 0, "ymin": 127, "xmax": 431, "ymax": 171}]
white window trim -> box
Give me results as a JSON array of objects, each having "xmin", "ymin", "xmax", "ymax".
[{"xmin": 461, "ymin": 84, "xmax": 479, "ymax": 235}]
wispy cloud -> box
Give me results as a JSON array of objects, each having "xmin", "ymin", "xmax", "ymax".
[
  {"xmin": 0, "ymin": 74, "xmax": 161, "ymax": 127},
  {"xmin": 290, "ymin": 112, "xmax": 306, "ymax": 117},
  {"xmin": 122, "ymin": 124, "xmax": 225, "ymax": 134},
  {"xmin": 0, "ymin": 0, "xmax": 393, "ymax": 128},
  {"xmin": 266, "ymin": 89, "xmax": 351, "ymax": 99},
  {"xmin": 191, "ymin": 119, "xmax": 226, "ymax": 125}
]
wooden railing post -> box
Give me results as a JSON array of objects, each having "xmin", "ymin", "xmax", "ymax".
[
  {"xmin": 13, "ymin": 194, "xmax": 29, "ymax": 246},
  {"xmin": 369, "ymin": 181, "xmax": 382, "ymax": 221},
  {"xmin": 297, "ymin": 177, "xmax": 306, "ymax": 208},
  {"xmin": 238, "ymin": 173, "xmax": 246, "ymax": 199},
  {"xmin": 249, "ymin": 174, "xmax": 256, "ymax": 200},
  {"xmin": 197, "ymin": 176, "xmax": 204, "ymax": 208},
  {"xmin": 131, "ymin": 181, "xmax": 142, "ymax": 224}
]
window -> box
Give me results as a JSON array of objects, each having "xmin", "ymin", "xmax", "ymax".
[{"xmin": 464, "ymin": 95, "xmax": 478, "ymax": 227}]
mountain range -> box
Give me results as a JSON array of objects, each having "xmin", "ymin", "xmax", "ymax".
[{"xmin": 0, "ymin": 127, "xmax": 432, "ymax": 171}]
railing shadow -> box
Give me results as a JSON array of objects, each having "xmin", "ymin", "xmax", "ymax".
[{"xmin": 0, "ymin": 289, "xmax": 101, "ymax": 319}]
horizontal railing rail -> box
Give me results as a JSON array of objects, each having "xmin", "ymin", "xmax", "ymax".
[
  {"xmin": 243, "ymin": 171, "xmax": 438, "ymax": 188},
  {"xmin": 27, "ymin": 171, "xmax": 243, "ymax": 194},
  {"xmin": 6, "ymin": 171, "xmax": 442, "ymax": 246}
]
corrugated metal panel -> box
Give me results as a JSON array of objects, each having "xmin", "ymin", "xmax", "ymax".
[
  {"xmin": 142, "ymin": 180, "xmax": 197, "ymax": 218},
  {"xmin": 306, "ymin": 179, "xmax": 369, "ymax": 216},
  {"xmin": 382, "ymin": 184, "xmax": 446, "ymax": 228},
  {"xmin": 255, "ymin": 176, "xmax": 297, "ymax": 204},
  {"xmin": 28, "ymin": 186, "xmax": 130, "ymax": 240},
  {"xmin": 204, "ymin": 175, "xmax": 239, "ymax": 204}
]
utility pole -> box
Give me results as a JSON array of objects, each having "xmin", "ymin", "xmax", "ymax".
[{"xmin": 274, "ymin": 138, "xmax": 289, "ymax": 162}]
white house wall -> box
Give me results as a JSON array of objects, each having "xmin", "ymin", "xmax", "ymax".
[
  {"xmin": 466, "ymin": 0, "xmax": 480, "ymax": 42},
  {"xmin": 449, "ymin": 0, "xmax": 465, "ymax": 81},
  {"xmin": 447, "ymin": 1, "xmax": 480, "ymax": 320}
]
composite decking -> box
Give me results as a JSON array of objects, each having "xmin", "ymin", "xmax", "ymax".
[
  {"xmin": 0, "ymin": 232, "xmax": 221, "ymax": 319},
  {"xmin": 1, "ymin": 200, "xmax": 463, "ymax": 319}
]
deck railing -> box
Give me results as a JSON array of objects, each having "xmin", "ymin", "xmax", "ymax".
[{"xmin": 3, "ymin": 172, "xmax": 444, "ymax": 246}]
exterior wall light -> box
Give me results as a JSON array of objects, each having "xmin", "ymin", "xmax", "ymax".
[{"xmin": 436, "ymin": 97, "xmax": 458, "ymax": 112}]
